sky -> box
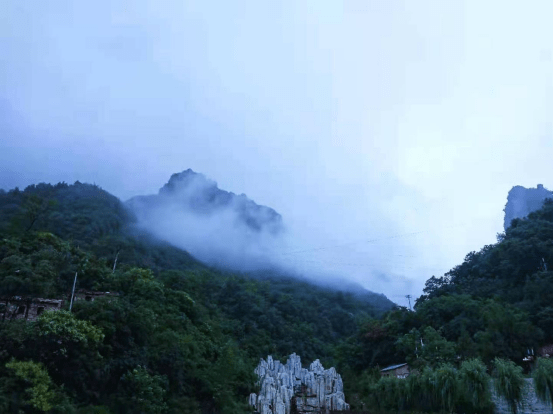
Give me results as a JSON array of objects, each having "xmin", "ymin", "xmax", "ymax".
[{"xmin": 1, "ymin": 1, "xmax": 552, "ymax": 302}]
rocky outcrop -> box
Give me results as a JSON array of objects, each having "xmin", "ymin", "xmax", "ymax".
[
  {"xmin": 504, "ymin": 184, "xmax": 553, "ymax": 230},
  {"xmin": 126, "ymin": 169, "xmax": 283, "ymax": 235},
  {"xmin": 249, "ymin": 353, "xmax": 350, "ymax": 414}
]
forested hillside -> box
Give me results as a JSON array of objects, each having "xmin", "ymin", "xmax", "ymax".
[
  {"xmin": 3, "ymin": 182, "xmax": 553, "ymax": 413},
  {"xmin": 336, "ymin": 198, "xmax": 553, "ymax": 413},
  {"xmin": 0, "ymin": 182, "xmax": 393, "ymax": 413}
]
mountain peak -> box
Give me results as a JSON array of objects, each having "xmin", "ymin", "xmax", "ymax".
[
  {"xmin": 127, "ymin": 169, "xmax": 283, "ymax": 235},
  {"xmin": 160, "ymin": 169, "xmax": 216, "ymax": 196}
]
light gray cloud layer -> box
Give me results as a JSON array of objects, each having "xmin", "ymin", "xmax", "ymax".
[{"xmin": 1, "ymin": 1, "xmax": 552, "ymax": 301}]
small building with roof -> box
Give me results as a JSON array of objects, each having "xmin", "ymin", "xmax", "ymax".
[{"xmin": 380, "ymin": 363, "xmax": 410, "ymax": 379}]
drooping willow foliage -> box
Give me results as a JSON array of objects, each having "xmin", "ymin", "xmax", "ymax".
[
  {"xmin": 458, "ymin": 358, "xmax": 492, "ymax": 410},
  {"xmin": 434, "ymin": 363, "xmax": 458, "ymax": 412},
  {"xmin": 359, "ymin": 360, "xmax": 494, "ymax": 413},
  {"xmin": 532, "ymin": 357, "xmax": 553, "ymax": 406},
  {"xmin": 492, "ymin": 358, "xmax": 526, "ymax": 414}
]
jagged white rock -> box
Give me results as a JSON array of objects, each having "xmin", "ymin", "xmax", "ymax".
[{"xmin": 249, "ymin": 353, "xmax": 350, "ymax": 414}]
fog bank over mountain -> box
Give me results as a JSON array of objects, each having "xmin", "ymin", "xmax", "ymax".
[
  {"xmin": 127, "ymin": 169, "xmax": 285, "ymax": 271},
  {"xmin": 125, "ymin": 169, "xmax": 396, "ymax": 298},
  {"xmin": 2, "ymin": 0, "xmax": 552, "ymax": 301}
]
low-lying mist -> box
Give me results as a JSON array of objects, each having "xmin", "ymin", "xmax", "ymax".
[
  {"xmin": 127, "ymin": 170, "xmax": 287, "ymax": 270},
  {"xmin": 125, "ymin": 169, "xmax": 387, "ymax": 296}
]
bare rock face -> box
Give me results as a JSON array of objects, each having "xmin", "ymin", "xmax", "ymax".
[
  {"xmin": 504, "ymin": 184, "xmax": 553, "ymax": 231},
  {"xmin": 248, "ymin": 353, "xmax": 350, "ymax": 414}
]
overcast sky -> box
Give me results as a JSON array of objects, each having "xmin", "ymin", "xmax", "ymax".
[{"xmin": 1, "ymin": 1, "xmax": 552, "ymax": 302}]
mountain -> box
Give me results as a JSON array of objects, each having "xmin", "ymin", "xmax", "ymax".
[
  {"xmin": 127, "ymin": 169, "xmax": 283, "ymax": 235},
  {"xmin": 0, "ymin": 176, "xmax": 397, "ymax": 412},
  {"xmin": 0, "ymin": 174, "xmax": 393, "ymax": 306},
  {"xmin": 504, "ymin": 184, "xmax": 553, "ymax": 230},
  {"xmin": 125, "ymin": 169, "xmax": 288, "ymax": 271},
  {"xmin": 7, "ymin": 177, "xmax": 553, "ymax": 412}
]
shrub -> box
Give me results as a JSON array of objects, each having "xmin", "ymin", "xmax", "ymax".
[
  {"xmin": 532, "ymin": 357, "xmax": 553, "ymax": 405},
  {"xmin": 492, "ymin": 358, "xmax": 525, "ymax": 414},
  {"xmin": 434, "ymin": 363, "xmax": 458, "ymax": 412},
  {"xmin": 458, "ymin": 358, "xmax": 493, "ymax": 413}
]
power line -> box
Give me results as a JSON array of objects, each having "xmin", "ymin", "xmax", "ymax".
[
  {"xmin": 286, "ymin": 259, "xmax": 446, "ymax": 271},
  {"xmin": 278, "ymin": 223, "xmax": 468, "ymax": 256}
]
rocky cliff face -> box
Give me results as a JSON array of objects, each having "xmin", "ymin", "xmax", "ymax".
[
  {"xmin": 504, "ymin": 184, "xmax": 553, "ymax": 230},
  {"xmin": 249, "ymin": 353, "xmax": 349, "ymax": 414}
]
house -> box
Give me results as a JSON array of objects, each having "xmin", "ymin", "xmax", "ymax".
[
  {"xmin": 71, "ymin": 290, "xmax": 118, "ymax": 303},
  {"xmin": 0, "ymin": 297, "xmax": 64, "ymax": 322},
  {"xmin": 380, "ymin": 363, "xmax": 410, "ymax": 379}
]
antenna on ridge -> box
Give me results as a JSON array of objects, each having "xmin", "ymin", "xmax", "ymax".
[{"xmin": 405, "ymin": 295, "xmax": 412, "ymax": 311}]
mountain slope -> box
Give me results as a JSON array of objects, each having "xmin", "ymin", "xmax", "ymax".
[
  {"xmin": 0, "ymin": 179, "xmax": 396, "ymax": 412},
  {"xmin": 0, "ymin": 178, "xmax": 394, "ymax": 324}
]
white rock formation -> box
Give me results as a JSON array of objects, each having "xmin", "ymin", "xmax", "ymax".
[{"xmin": 248, "ymin": 353, "xmax": 350, "ymax": 414}]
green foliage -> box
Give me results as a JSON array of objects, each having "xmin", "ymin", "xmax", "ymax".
[
  {"xmin": 396, "ymin": 326, "xmax": 457, "ymax": 369},
  {"xmin": 37, "ymin": 310, "xmax": 104, "ymax": 346},
  {"xmin": 117, "ymin": 366, "xmax": 167, "ymax": 414},
  {"xmin": 354, "ymin": 362, "xmax": 494, "ymax": 413},
  {"xmin": 5, "ymin": 359, "xmax": 57, "ymax": 412},
  {"xmin": 458, "ymin": 358, "xmax": 492, "ymax": 410},
  {"xmin": 0, "ymin": 231, "xmax": 110, "ymax": 296},
  {"xmin": 5, "ymin": 180, "xmax": 553, "ymax": 412},
  {"xmin": 373, "ymin": 375, "xmax": 408, "ymax": 411},
  {"xmin": 532, "ymin": 357, "xmax": 553, "ymax": 405},
  {"xmin": 434, "ymin": 363, "xmax": 458, "ymax": 412},
  {"xmin": 492, "ymin": 358, "xmax": 526, "ymax": 414}
]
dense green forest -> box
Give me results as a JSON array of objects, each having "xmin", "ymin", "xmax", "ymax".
[
  {"xmin": 2, "ymin": 182, "xmax": 553, "ymax": 413},
  {"xmin": 0, "ymin": 182, "xmax": 391, "ymax": 413},
  {"xmin": 335, "ymin": 200, "xmax": 553, "ymax": 412}
]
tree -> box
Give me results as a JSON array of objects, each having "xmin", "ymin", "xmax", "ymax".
[
  {"xmin": 37, "ymin": 310, "xmax": 104, "ymax": 348},
  {"xmin": 492, "ymin": 358, "xmax": 525, "ymax": 414},
  {"xmin": 8, "ymin": 194, "xmax": 57, "ymax": 234},
  {"xmin": 396, "ymin": 326, "xmax": 457, "ymax": 369},
  {"xmin": 5, "ymin": 359, "xmax": 58, "ymax": 412},
  {"xmin": 116, "ymin": 367, "xmax": 167, "ymax": 414},
  {"xmin": 458, "ymin": 358, "xmax": 493, "ymax": 412},
  {"xmin": 532, "ymin": 357, "xmax": 553, "ymax": 406}
]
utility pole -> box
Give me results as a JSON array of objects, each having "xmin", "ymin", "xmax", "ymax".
[
  {"xmin": 405, "ymin": 295, "xmax": 412, "ymax": 311},
  {"xmin": 112, "ymin": 251, "xmax": 120, "ymax": 274},
  {"xmin": 69, "ymin": 272, "xmax": 78, "ymax": 311}
]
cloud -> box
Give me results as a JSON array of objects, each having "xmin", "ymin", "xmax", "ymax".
[
  {"xmin": 127, "ymin": 170, "xmax": 285, "ymax": 272},
  {"xmin": 1, "ymin": 0, "xmax": 552, "ymax": 301},
  {"xmin": 124, "ymin": 169, "xmax": 425, "ymax": 298}
]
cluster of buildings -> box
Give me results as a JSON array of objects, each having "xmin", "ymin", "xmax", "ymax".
[{"xmin": 0, "ymin": 290, "xmax": 117, "ymax": 322}]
